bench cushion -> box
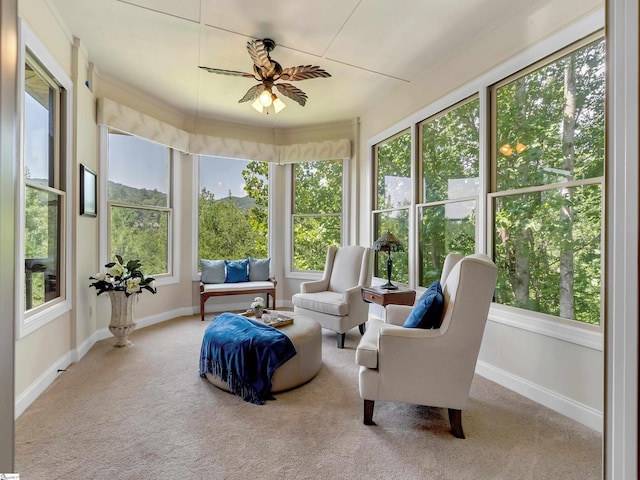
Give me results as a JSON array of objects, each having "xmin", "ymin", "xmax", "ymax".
[{"xmin": 202, "ymin": 281, "xmax": 275, "ymax": 294}]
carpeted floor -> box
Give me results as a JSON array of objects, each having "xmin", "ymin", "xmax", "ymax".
[{"xmin": 15, "ymin": 314, "xmax": 602, "ymax": 479}]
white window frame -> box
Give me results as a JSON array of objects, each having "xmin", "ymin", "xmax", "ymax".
[
  {"xmin": 285, "ymin": 159, "xmax": 349, "ymax": 279},
  {"xmin": 99, "ymin": 126, "xmax": 180, "ymax": 287},
  {"xmin": 365, "ymin": 12, "xmax": 604, "ymax": 350},
  {"xmin": 16, "ymin": 20, "xmax": 73, "ymax": 339}
]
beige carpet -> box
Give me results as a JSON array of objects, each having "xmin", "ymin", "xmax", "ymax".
[{"xmin": 15, "ymin": 314, "xmax": 602, "ymax": 479}]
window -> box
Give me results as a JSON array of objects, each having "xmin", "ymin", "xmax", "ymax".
[
  {"xmin": 107, "ymin": 132, "xmax": 172, "ymax": 276},
  {"xmin": 418, "ymin": 97, "xmax": 479, "ymax": 286},
  {"xmin": 23, "ymin": 53, "xmax": 65, "ymax": 314},
  {"xmin": 373, "ymin": 131, "xmax": 411, "ymax": 284},
  {"xmin": 490, "ymin": 36, "xmax": 605, "ymax": 325},
  {"xmin": 367, "ymin": 30, "xmax": 604, "ymax": 330},
  {"xmin": 291, "ymin": 160, "xmax": 343, "ymax": 271},
  {"xmin": 198, "ymin": 156, "xmax": 269, "ymax": 262}
]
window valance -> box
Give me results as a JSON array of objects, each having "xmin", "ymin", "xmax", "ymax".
[
  {"xmin": 97, "ymin": 97, "xmax": 190, "ymax": 152},
  {"xmin": 97, "ymin": 98, "xmax": 351, "ymax": 163}
]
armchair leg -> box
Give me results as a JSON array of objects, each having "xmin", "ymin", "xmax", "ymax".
[
  {"xmin": 364, "ymin": 400, "xmax": 375, "ymax": 425},
  {"xmin": 358, "ymin": 322, "xmax": 366, "ymax": 335},
  {"xmin": 448, "ymin": 408, "xmax": 465, "ymax": 439},
  {"xmin": 337, "ymin": 333, "xmax": 345, "ymax": 349}
]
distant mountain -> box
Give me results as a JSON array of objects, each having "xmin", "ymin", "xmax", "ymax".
[
  {"xmin": 219, "ymin": 195, "xmax": 255, "ymax": 210},
  {"xmin": 108, "ymin": 181, "xmax": 167, "ymax": 207},
  {"xmin": 109, "ymin": 181, "xmax": 255, "ymax": 210}
]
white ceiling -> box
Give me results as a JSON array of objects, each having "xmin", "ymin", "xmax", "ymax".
[{"xmin": 50, "ymin": 0, "xmax": 534, "ymax": 129}]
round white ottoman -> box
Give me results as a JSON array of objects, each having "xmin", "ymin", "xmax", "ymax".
[{"xmin": 206, "ymin": 312, "xmax": 322, "ymax": 393}]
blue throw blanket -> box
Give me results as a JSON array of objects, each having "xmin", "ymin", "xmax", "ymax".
[{"xmin": 199, "ymin": 312, "xmax": 297, "ymax": 405}]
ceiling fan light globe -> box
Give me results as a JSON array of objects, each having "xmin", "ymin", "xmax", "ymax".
[
  {"xmin": 259, "ymin": 90, "xmax": 273, "ymax": 107},
  {"xmin": 273, "ymin": 96, "xmax": 286, "ymax": 113},
  {"xmin": 251, "ymin": 98, "xmax": 264, "ymax": 113}
]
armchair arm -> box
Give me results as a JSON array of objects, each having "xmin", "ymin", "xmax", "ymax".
[
  {"xmin": 300, "ymin": 278, "xmax": 328, "ymax": 294},
  {"xmin": 356, "ymin": 320, "xmax": 442, "ymax": 369},
  {"xmin": 384, "ymin": 304, "xmax": 414, "ymax": 326},
  {"xmin": 341, "ymin": 285, "xmax": 363, "ymax": 303}
]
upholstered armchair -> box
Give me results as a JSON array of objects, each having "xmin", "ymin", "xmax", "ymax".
[
  {"xmin": 355, "ymin": 253, "xmax": 498, "ymax": 438},
  {"xmin": 292, "ymin": 245, "xmax": 373, "ymax": 349}
]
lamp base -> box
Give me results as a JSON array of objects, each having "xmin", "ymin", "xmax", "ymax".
[{"xmin": 379, "ymin": 282, "xmax": 398, "ymax": 290}]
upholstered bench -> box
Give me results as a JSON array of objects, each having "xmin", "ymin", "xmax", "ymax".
[
  {"xmin": 200, "ymin": 279, "xmax": 276, "ymax": 321},
  {"xmin": 200, "ymin": 257, "xmax": 276, "ymax": 321},
  {"xmin": 206, "ymin": 312, "xmax": 322, "ymax": 393}
]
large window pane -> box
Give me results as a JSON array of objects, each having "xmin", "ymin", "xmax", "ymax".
[
  {"xmin": 375, "ymin": 131, "xmax": 411, "ymax": 210},
  {"xmin": 493, "ymin": 184, "xmax": 602, "ymax": 324},
  {"xmin": 418, "ymin": 200, "xmax": 476, "ymax": 287},
  {"xmin": 495, "ymin": 40, "xmax": 605, "ymax": 191},
  {"xmin": 492, "ymin": 37, "xmax": 605, "ymax": 325},
  {"xmin": 421, "ymin": 98, "xmax": 479, "ymax": 203},
  {"xmin": 199, "ymin": 157, "xmax": 269, "ymax": 262},
  {"xmin": 374, "ymin": 210, "xmax": 409, "ymax": 284},
  {"xmin": 294, "ymin": 160, "xmax": 342, "ymax": 214},
  {"xmin": 108, "ymin": 132, "xmax": 172, "ymax": 276},
  {"xmin": 23, "ymin": 53, "xmax": 65, "ymax": 316},
  {"xmin": 24, "ymin": 61, "xmax": 55, "ymax": 187},
  {"xmin": 108, "ymin": 133, "xmax": 169, "ymax": 206},
  {"xmin": 292, "ymin": 160, "xmax": 342, "ymax": 271},
  {"xmin": 24, "ymin": 186, "xmax": 61, "ymax": 310}
]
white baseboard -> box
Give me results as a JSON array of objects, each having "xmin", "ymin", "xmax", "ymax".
[
  {"xmin": 15, "ymin": 306, "xmax": 194, "ymax": 419},
  {"xmin": 475, "ymin": 360, "xmax": 603, "ymax": 432},
  {"xmin": 15, "ymin": 351, "xmax": 72, "ymax": 419}
]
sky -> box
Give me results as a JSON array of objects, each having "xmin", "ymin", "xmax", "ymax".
[
  {"xmin": 109, "ymin": 136, "xmax": 251, "ymax": 199},
  {"xmin": 199, "ymin": 156, "xmax": 250, "ymax": 199}
]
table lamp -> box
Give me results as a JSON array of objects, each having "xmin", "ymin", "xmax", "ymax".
[{"xmin": 372, "ymin": 231, "xmax": 404, "ymax": 290}]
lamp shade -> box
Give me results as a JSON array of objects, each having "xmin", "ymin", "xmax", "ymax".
[{"xmin": 373, "ymin": 231, "xmax": 404, "ymax": 253}]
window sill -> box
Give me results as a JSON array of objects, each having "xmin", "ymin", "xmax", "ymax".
[
  {"xmin": 18, "ymin": 297, "xmax": 72, "ymax": 339},
  {"xmin": 153, "ymin": 273, "xmax": 179, "ymax": 287},
  {"xmin": 285, "ymin": 270, "xmax": 323, "ymax": 281},
  {"xmin": 488, "ymin": 304, "xmax": 603, "ymax": 351}
]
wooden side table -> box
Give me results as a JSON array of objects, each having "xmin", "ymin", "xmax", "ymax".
[{"xmin": 361, "ymin": 286, "xmax": 416, "ymax": 307}]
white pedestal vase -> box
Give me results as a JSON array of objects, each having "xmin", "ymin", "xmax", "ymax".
[{"xmin": 108, "ymin": 290, "xmax": 137, "ymax": 347}]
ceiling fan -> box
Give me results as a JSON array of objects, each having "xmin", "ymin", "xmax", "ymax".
[{"xmin": 199, "ymin": 38, "xmax": 331, "ymax": 114}]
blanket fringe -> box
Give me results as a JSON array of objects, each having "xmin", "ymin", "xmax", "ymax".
[{"xmin": 200, "ymin": 359, "xmax": 268, "ymax": 405}]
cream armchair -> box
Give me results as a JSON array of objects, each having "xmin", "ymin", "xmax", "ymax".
[
  {"xmin": 355, "ymin": 253, "xmax": 497, "ymax": 438},
  {"xmin": 292, "ymin": 246, "xmax": 373, "ymax": 349}
]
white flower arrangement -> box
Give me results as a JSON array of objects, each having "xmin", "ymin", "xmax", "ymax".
[
  {"xmin": 251, "ymin": 297, "xmax": 265, "ymax": 309},
  {"xmin": 89, "ymin": 255, "xmax": 157, "ymax": 297}
]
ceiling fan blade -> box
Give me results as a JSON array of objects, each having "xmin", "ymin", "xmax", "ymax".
[
  {"xmin": 247, "ymin": 40, "xmax": 275, "ymax": 73},
  {"xmin": 279, "ymin": 65, "xmax": 331, "ymax": 81},
  {"xmin": 275, "ymin": 83, "xmax": 308, "ymax": 107},
  {"xmin": 238, "ymin": 84, "xmax": 265, "ymax": 103},
  {"xmin": 199, "ymin": 66, "xmax": 255, "ymax": 78}
]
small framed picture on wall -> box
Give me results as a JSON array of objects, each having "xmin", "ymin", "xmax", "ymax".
[{"xmin": 80, "ymin": 164, "xmax": 97, "ymax": 217}]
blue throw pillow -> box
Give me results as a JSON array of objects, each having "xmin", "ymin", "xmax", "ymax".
[
  {"xmin": 403, "ymin": 280, "xmax": 444, "ymax": 329},
  {"xmin": 248, "ymin": 256, "xmax": 270, "ymax": 281},
  {"xmin": 201, "ymin": 259, "xmax": 225, "ymax": 284},
  {"xmin": 225, "ymin": 259, "xmax": 249, "ymax": 283}
]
